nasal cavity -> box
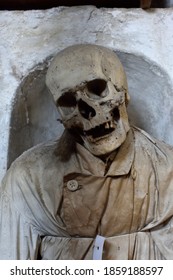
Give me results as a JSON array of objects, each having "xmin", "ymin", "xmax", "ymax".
[{"xmin": 78, "ymin": 99, "xmax": 96, "ymax": 119}]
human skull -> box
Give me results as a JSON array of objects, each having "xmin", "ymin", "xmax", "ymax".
[{"xmin": 46, "ymin": 44, "xmax": 130, "ymax": 156}]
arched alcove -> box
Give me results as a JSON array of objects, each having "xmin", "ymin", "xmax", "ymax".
[
  {"xmin": 7, "ymin": 52, "xmax": 173, "ymax": 168},
  {"xmin": 117, "ymin": 52, "xmax": 173, "ymax": 145},
  {"xmin": 7, "ymin": 60, "xmax": 63, "ymax": 168}
]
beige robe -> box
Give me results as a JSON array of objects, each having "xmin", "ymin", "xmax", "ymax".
[{"xmin": 1, "ymin": 126, "xmax": 173, "ymax": 259}]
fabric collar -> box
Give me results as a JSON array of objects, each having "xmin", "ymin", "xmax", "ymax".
[{"xmin": 75, "ymin": 128, "xmax": 135, "ymax": 177}]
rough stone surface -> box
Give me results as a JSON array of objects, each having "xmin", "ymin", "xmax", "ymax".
[{"xmin": 0, "ymin": 6, "xmax": 173, "ymax": 181}]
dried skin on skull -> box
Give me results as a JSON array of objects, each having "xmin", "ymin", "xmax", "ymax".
[
  {"xmin": 57, "ymin": 79, "xmax": 124, "ymax": 139},
  {"xmin": 46, "ymin": 44, "xmax": 130, "ymax": 156}
]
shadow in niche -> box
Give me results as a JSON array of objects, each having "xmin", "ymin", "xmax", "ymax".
[
  {"xmin": 7, "ymin": 59, "xmax": 63, "ymax": 169},
  {"xmin": 7, "ymin": 52, "xmax": 173, "ymax": 168}
]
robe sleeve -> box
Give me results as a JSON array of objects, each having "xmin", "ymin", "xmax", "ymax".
[{"xmin": 0, "ymin": 164, "xmax": 41, "ymax": 260}]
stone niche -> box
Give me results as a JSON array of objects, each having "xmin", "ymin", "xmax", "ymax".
[
  {"xmin": 7, "ymin": 52, "xmax": 173, "ymax": 168},
  {"xmin": 0, "ymin": 6, "xmax": 173, "ymax": 181},
  {"xmin": 7, "ymin": 60, "xmax": 63, "ymax": 168}
]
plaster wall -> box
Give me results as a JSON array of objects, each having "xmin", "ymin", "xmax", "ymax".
[
  {"xmin": 0, "ymin": 6, "xmax": 173, "ymax": 182},
  {"xmin": 166, "ymin": 0, "xmax": 173, "ymax": 6}
]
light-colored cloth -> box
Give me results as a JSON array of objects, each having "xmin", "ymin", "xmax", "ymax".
[{"xmin": 1, "ymin": 127, "xmax": 173, "ymax": 259}]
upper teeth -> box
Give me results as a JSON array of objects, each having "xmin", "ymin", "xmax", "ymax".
[
  {"xmin": 105, "ymin": 121, "xmax": 116, "ymax": 129},
  {"xmin": 110, "ymin": 121, "xmax": 116, "ymax": 128},
  {"xmin": 105, "ymin": 122, "xmax": 109, "ymax": 129}
]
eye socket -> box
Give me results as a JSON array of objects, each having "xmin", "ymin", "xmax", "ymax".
[
  {"xmin": 86, "ymin": 79, "xmax": 107, "ymax": 99},
  {"xmin": 57, "ymin": 92, "xmax": 77, "ymax": 107},
  {"xmin": 57, "ymin": 92, "xmax": 77, "ymax": 115}
]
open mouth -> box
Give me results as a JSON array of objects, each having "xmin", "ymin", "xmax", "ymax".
[
  {"xmin": 70, "ymin": 107, "xmax": 120, "ymax": 142},
  {"xmin": 83, "ymin": 107, "xmax": 120, "ymax": 140},
  {"xmin": 84, "ymin": 120, "xmax": 116, "ymax": 140}
]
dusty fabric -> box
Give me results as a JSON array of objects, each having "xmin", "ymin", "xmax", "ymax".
[{"xmin": 0, "ymin": 126, "xmax": 173, "ymax": 259}]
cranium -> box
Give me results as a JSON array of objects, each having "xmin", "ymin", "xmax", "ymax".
[{"xmin": 46, "ymin": 44, "xmax": 130, "ymax": 156}]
